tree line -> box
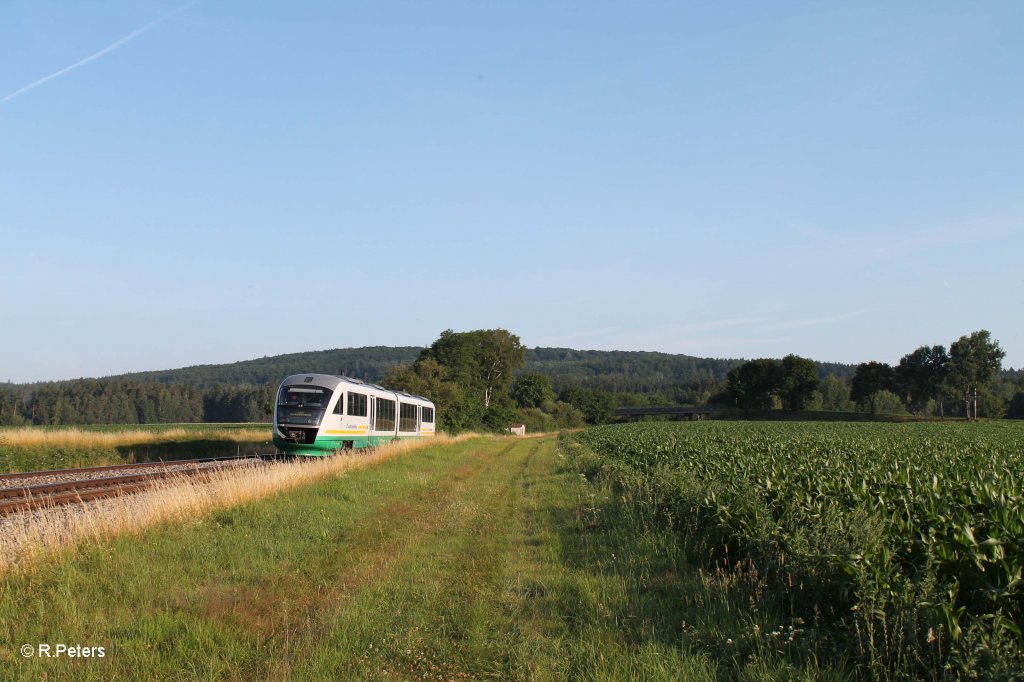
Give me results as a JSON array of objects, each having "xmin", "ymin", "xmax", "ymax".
[
  {"xmin": 0, "ymin": 380, "xmax": 274, "ymax": 426},
  {"xmin": 849, "ymin": 330, "xmax": 1007, "ymax": 418},
  {"xmin": 2, "ymin": 328, "xmax": 1020, "ymax": 428},
  {"xmin": 381, "ymin": 329, "xmax": 698, "ymax": 433},
  {"xmin": 720, "ymin": 330, "xmax": 1021, "ymax": 419},
  {"xmin": 103, "ymin": 346, "xmax": 424, "ymax": 389},
  {"xmin": 1, "ymin": 329, "xmax": 642, "ymax": 430},
  {"xmin": 103, "ymin": 345, "xmax": 760, "ymax": 394}
]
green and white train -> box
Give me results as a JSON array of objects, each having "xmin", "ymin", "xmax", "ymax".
[{"xmin": 273, "ymin": 373, "xmax": 436, "ymax": 455}]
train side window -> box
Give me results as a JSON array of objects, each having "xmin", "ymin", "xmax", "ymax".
[
  {"xmin": 399, "ymin": 403, "xmax": 417, "ymax": 432},
  {"xmin": 347, "ymin": 392, "xmax": 367, "ymax": 417},
  {"xmin": 422, "ymin": 406, "xmax": 434, "ymax": 423},
  {"xmin": 333, "ymin": 393, "xmax": 345, "ymax": 415},
  {"xmin": 374, "ymin": 398, "xmax": 395, "ymax": 431}
]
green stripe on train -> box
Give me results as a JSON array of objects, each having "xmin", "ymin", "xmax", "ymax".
[{"xmin": 273, "ymin": 434, "xmax": 426, "ymax": 456}]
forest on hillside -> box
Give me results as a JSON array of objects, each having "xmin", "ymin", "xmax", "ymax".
[
  {"xmin": 1, "ymin": 336, "xmax": 1020, "ymax": 427},
  {"xmin": 101, "ymin": 346, "xmax": 764, "ymax": 391},
  {"xmin": 1, "ymin": 345, "xmax": 760, "ymax": 425},
  {"xmin": 103, "ymin": 346, "xmax": 425, "ymax": 388}
]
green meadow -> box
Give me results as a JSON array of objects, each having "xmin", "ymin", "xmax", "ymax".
[{"xmin": 0, "ymin": 434, "xmax": 834, "ymax": 681}]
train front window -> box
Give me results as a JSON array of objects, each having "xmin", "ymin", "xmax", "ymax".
[{"xmin": 278, "ymin": 386, "xmax": 334, "ymax": 408}]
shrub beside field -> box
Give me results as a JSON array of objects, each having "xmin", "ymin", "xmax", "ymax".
[
  {"xmin": 0, "ymin": 425, "xmax": 274, "ymax": 473},
  {"xmin": 571, "ymin": 421, "xmax": 1024, "ymax": 679}
]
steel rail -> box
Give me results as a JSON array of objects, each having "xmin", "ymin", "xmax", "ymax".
[
  {"xmin": 0, "ymin": 455, "xmax": 285, "ymax": 515},
  {"xmin": 0, "ymin": 454, "xmax": 281, "ymax": 485}
]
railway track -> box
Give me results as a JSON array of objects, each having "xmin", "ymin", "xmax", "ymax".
[{"xmin": 0, "ymin": 454, "xmax": 284, "ymax": 515}]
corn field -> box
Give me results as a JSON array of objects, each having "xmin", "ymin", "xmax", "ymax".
[{"xmin": 574, "ymin": 421, "xmax": 1024, "ymax": 678}]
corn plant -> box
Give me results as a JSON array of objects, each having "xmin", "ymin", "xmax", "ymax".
[{"xmin": 574, "ymin": 420, "xmax": 1024, "ymax": 676}]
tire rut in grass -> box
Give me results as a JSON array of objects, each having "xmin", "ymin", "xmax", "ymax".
[
  {"xmin": 297, "ymin": 437, "xmax": 548, "ymax": 680},
  {"xmin": 197, "ymin": 438, "xmax": 525, "ymax": 642}
]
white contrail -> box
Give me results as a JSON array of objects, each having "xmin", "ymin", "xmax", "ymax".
[{"xmin": 0, "ymin": 0, "xmax": 199, "ymax": 106}]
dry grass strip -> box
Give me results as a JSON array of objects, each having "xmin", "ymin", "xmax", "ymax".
[
  {"xmin": 0, "ymin": 434, "xmax": 479, "ymax": 575},
  {"xmin": 0, "ymin": 426, "xmax": 271, "ymax": 450}
]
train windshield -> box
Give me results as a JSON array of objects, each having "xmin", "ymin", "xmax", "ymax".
[{"xmin": 278, "ymin": 385, "xmax": 334, "ymax": 408}]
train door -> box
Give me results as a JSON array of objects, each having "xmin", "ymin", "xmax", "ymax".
[
  {"xmin": 331, "ymin": 391, "xmax": 345, "ymax": 427},
  {"xmin": 369, "ymin": 396, "xmax": 376, "ymax": 441},
  {"xmin": 393, "ymin": 396, "xmax": 400, "ymax": 439}
]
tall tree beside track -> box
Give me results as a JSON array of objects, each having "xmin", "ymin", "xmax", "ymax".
[
  {"xmin": 384, "ymin": 329, "xmax": 526, "ymax": 432},
  {"xmin": 418, "ymin": 329, "xmax": 526, "ymax": 410}
]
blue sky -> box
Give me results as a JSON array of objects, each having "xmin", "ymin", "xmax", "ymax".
[{"xmin": 1, "ymin": 1, "xmax": 1021, "ymax": 382}]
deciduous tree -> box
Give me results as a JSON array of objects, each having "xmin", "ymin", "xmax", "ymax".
[
  {"xmin": 819, "ymin": 375, "xmax": 852, "ymax": 411},
  {"xmin": 781, "ymin": 354, "xmax": 819, "ymax": 411},
  {"xmin": 949, "ymin": 330, "xmax": 1005, "ymax": 419},
  {"xmin": 726, "ymin": 359, "xmax": 783, "ymax": 409},
  {"xmin": 851, "ymin": 362, "xmax": 895, "ymax": 414},
  {"xmin": 419, "ymin": 329, "xmax": 526, "ymax": 410},
  {"xmin": 895, "ymin": 345, "xmax": 949, "ymax": 415},
  {"xmin": 511, "ymin": 373, "xmax": 554, "ymax": 409}
]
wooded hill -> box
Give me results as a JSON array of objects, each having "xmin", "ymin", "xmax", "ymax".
[
  {"xmin": 105, "ymin": 346, "xmax": 425, "ymax": 389},
  {"xmin": 0, "ymin": 345, "xmax": 858, "ymax": 426},
  {"xmin": 101, "ymin": 346, "xmax": 855, "ymax": 392}
]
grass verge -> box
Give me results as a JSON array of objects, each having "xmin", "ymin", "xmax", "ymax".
[
  {"xmin": 0, "ymin": 435, "xmax": 467, "ymax": 575},
  {"xmin": 0, "ymin": 425, "xmax": 274, "ymax": 473},
  {"xmin": 1, "ymin": 433, "xmax": 842, "ymax": 680}
]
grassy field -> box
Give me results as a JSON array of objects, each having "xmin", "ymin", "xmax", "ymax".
[
  {"xmin": 0, "ymin": 433, "xmax": 837, "ymax": 681},
  {"xmin": 0, "ymin": 424, "xmax": 274, "ymax": 473},
  {"xmin": 19, "ymin": 423, "xmax": 269, "ymax": 432}
]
